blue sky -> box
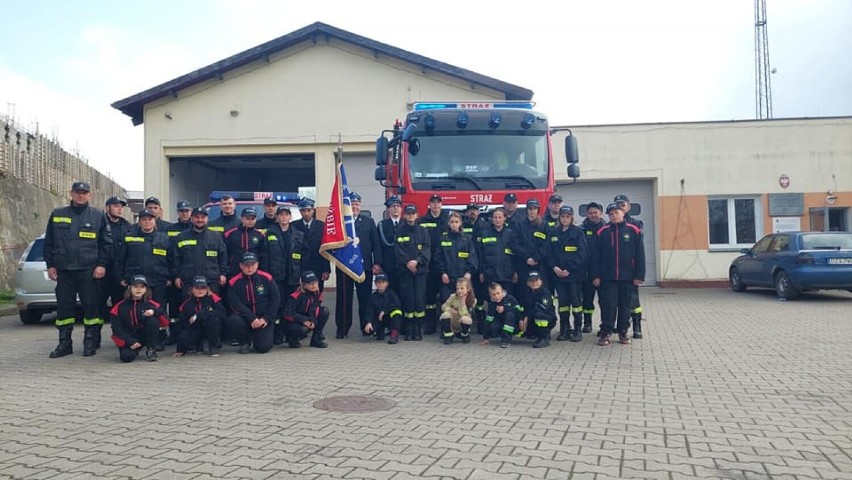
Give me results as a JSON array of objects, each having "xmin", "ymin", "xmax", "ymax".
[{"xmin": 1, "ymin": 0, "xmax": 850, "ymax": 190}]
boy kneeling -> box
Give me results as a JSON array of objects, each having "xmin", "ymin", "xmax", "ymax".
[
  {"xmin": 522, "ymin": 271, "xmax": 557, "ymax": 348},
  {"xmin": 364, "ymin": 273, "xmax": 403, "ymax": 344},
  {"xmin": 283, "ymin": 271, "xmax": 329, "ymax": 348},
  {"xmin": 481, "ymin": 282, "xmax": 522, "ymax": 348}
]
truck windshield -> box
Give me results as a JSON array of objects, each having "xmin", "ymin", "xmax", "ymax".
[{"xmin": 407, "ymin": 132, "xmax": 549, "ymax": 190}]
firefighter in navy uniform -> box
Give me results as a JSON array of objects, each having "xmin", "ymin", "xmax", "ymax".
[
  {"xmin": 434, "ymin": 211, "xmax": 478, "ymax": 304},
  {"xmin": 462, "ymin": 203, "xmax": 488, "ymax": 329},
  {"xmin": 171, "ymin": 207, "xmax": 228, "ymax": 295},
  {"xmin": 502, "ymin": 193, "xmax": 521, "ymax": 228},
  {"xmin": 543, "ymin": 194, "xmax": 563, "ymax": 229},
  {"xmin": 100, "ymin": 195, "xmax": 132, "ymax": 351},
  {"xmin": 165, "ymin": 200, "xmax": 193, "ymax": 343},
  {"xmin": 116, "ymin": 208, "xmax": 173, "ymax": 347},
  {"xmin": 208, "ymin": 194, "xmax": 240, "ymax": 235},
  {"xmin": 335, "ymin": 192, "xmax": 381, "ymax": 338},
  {"xmin": 395, "ymin": 204, "xmax": 431, "ymax": 341},
  {"xmin": 377, "ymin": 196, "xmax": 404, "ymax": 293},
  {"xmin": 264, "ymin": 205, "xmax": 308, "ymax": 345},
  {"xmin": 226, "ymin": 252, "xmax": 280, "ymax": 354},
  {"xmin": 256, "ymin": 197, "xmax": 279, "ymax": 231},
  {"xmin": 416, "ymin": 194, "xmax": 448, "ymax": 335},
  {"xmin": 365, "ymin": 273, "xmax": 403, "ymax": 344},
  {"xmin": 591, "ymin": 202, "xmax": 645, "ymax": 346},
  {"xmin": 515, "ymin": 198, "xmax": 550, "ymax": 297},
  {"xmin": 223, "ymin": 207, "xmax": 267, "ymax": 276},
  {"xmin": 462, "ymin": 203, "xmax": 487, "ymax": 238},
  {"xmin": 615, "ymin": 194, "xmax": 645, "ymax": 338},
  {"xmin": 44, "ymin": 181, "xmax": 113, "ymax": 358},
  {"xmin": 293, "ymin": 198, "xmax": 331, "ymax": 292},
  {"xmin": 476, "ymin": 208, "xmax": 526, "ymax": 296},
  {"xmin": 548, "ymin": 205, "xmax": 588, "ymax": 342},
  {"xmin": 579, "ymin": 202, "xmax": 606, "ymax": 334},
  {"xmin": 144, "ymin": 196, "xmax": 172, "ymax": 232}
]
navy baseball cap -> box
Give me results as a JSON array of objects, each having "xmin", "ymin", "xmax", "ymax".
[
  {"xmin": 559, "ymin": 206, "xmax": 574, "ymax": 215},
  {"xmin": 301, "ymin": 270, "xmax": 318, "ymax": 284},
  {"xmin": 404, "ymin": 204, "xmax": 417, "ymax": 214},
  {"xmin": 375, "ymin": 273, "xmax": 389, "ymax": 283},
  {"xmin": 614, "ymin": 194, "xmax": 630, "ymax": 203},
  {"xmin": 240, "ymin": 252, "xmax": 259, "ymax": 264},
  {"xmin": 263, "ymin": 197, "xmax": 277, "ymax": 205},
  {"xmin": 71, "ymin": 181, "xmax": 90, "ymax": 192},
  {"xmin": 241, "ymin": 207, "xmax": 257, "ymax": 217},
  {"xmin": 176, "ymin": 200, "xmax": 192, "ymax": 211},
  {"xmin": 192, "ymin": 276, "xmax": 209, "ymax": 288},
  {"xmin": 605, "ymin": 202, "xmax": 623, "ymax": 214},
  {"xmin": 137, "ymin": 208, "xmax": 156, "ymax": 218},
  {"xmin": 385, "ymin": 196, "xmax": 402, "ymax": 207},
  {"xmin": 527, "ymin": 271, "xmax": 542, "ymax": 281},
  {"xmin": 465, "ymin": 203, "xmax": 480, "ymax": 212},
  {"xmin": 129, "ymin": 275, "xmax": 148, "ymax": 286},
  {"xmin": 429, "ymin": 194, "xmax": 442, "ymax": 203},
  {"xmin": 526, "ymin": 198, "xmax": 540, "ymax": 208},
  {"xmin": 191, "ymin": 207, "xmax": 208, "ymax": 216},
  {"xmin": 350, "ymin": 192, "xmax": 362, "ymax": 202},
  {"xmin": 105, "ymin": 196, "xmax": 127, "ymax": 206},
  {"xmin": 276, "ymin": 205, "xmax": 292, "ymax": 215},
  {"xmin": 145, "ymin": 196, "xmax": 161, "ymax": 206},
  {"xmin": 549, "ymin": 194, "xmax": 563, "ymax": 203},
  {"xmin": 504, "ymin": 193, "xmax": 517, "ymax": 202},
  {"xmin": 298, "ymin": 198, "xmax": 315, "ymax": 209}
]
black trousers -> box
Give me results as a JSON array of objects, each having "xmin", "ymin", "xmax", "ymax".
[
  {"xmin": 599, "ymin": 281, "xmax": 633, "ymax": 336},
  {"xmin": 99, "ymin": 270, "xmax": 124, "ymax": 323},
  {"xmin": 398, "ymin": 273, "xmax": 427, "ymax": 326},
  {"xmin": 335, "ymin": 268, "xmax": 373, "ymax": 336},
  {"xmin": 370, "ymin": 310, "xmax": 402, "ymax": 336},
  {"xmin": 482, "ymin": 311, "xmax": 518, "ymax": 344},
  {"xmin": 227, "ymin": 314, "xmax": 274, "ymax": 353},
  {"xmin": 630, "ymin": 284, "xmax": 643, "ymax": 320},
  {"xmin": 118, "ymin": 317, "xmax": 160, "ymax": 363},
  {"xmin": 555, "ymin": 282, "xmax": 583, "ymax": 326},
  {"xmin": 176, "ymin": 316, "xmax": 223, "ymax": 353},
  {"xmin": 284, "ymin": 307, "xmax": 330, "ymax": 344},
  {"xmin": 422, "ymin": 271, "xmax": 441, "ymax": 333},
  {"xmin": 529, "ymin": 316, "xmax": 555, "ymax": 339},
  {"xmin": 273, "ymin": 281, "xmax": 297, "ymax": 344},
  {"xmin": 55, "ymin": 269, "xmax": 100, "ymax": 328},
  {"xmin": 582, "ymin": 277, "xmax": 600, "ymax": 319}
]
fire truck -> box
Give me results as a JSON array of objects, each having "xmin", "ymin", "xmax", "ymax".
[{"xmin": 374, "ymin": 101, "xmax": 579, "ymax": 214}]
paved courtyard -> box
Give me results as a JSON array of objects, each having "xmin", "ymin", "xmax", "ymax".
[{"xmin": 0, "ymin": 287, "xmax": 851, "ymax": 479}]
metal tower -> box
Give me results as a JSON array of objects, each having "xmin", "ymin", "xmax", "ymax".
[{"xmin": 754, "ymin": 0, "xmax": 773, "ymax": 119}]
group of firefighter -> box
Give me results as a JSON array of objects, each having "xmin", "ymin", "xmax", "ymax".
[{"xmin": 42, "ymin": 180, "xmax": 645, "ymax": 362}]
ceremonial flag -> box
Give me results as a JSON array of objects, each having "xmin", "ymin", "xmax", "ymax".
[{"xmin": 319, "ymin": 153, "xmax": 365, "ymax": 283}]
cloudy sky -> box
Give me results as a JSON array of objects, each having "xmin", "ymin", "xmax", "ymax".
[{"xmin": 1, "ymin": 0, "xmax": 850, "ymax": 190}]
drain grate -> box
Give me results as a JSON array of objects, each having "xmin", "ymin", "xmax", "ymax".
[{"xmin": 313, "ymin": 395, "xmax": 396, "ymax": 413}]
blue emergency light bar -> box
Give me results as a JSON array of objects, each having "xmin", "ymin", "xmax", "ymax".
[
  {"xmin": 208, "ymin": 191, "xmax": 300, "ymax": 203},
  {"xmin": 413, "ymin": 101, "xmax": 535, "ymax": 111}
]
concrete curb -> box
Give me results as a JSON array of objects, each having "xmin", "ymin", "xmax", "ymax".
[{"xmin": 0, "ymin": 304, "xmax": 18, "ymax": 317}]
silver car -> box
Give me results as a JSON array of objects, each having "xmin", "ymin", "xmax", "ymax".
[{"xmin": 14, "ymin": 235, "xmax": 58, "ymax": 324}]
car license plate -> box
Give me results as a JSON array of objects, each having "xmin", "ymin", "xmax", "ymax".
[{"xmin": 828, "ymin": 258, "xmax": 852, "ymax": 265}]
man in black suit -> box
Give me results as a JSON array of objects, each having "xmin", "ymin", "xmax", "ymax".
[
  {"xmin": 376, "ymin": 196, "xmax": 403, "ymax": 295},
  {"xmin": 292, "ymin": 198, "xmax": 330, "ymax": 292},
  {"xmin": 334, "ymin": 192, "xmax": 381, "ymax": 338}
]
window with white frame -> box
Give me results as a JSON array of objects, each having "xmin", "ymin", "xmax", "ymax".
[{"xmin": 708, "ymin": 197, "xmax": 762, "ymax": 248}]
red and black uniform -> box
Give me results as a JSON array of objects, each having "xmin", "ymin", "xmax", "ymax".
[
  {"xmin": 434, "ymin": 230, "xmax": 478, "ymax": 303},
  {"xmin": 264, "ymin": 224, "xmax": 307, "ymax": 344},
  {"xmin": 580, "ymin": 216, "xmax": 606, "ymax": 332},
  {"xmin": 547, "ymin": 223, "xmax": 588, "ymax": 341},
  {"xmin": 283, "ymin": 288, "xmax": 329, "ymax": 347},
  {"xmin": 176, "ymin": 293, "xmax": 225, "ymax": 353},
  {"xmin": 110, "ymin": 298, "xmax": 169, "ymax": 363},
  {"xmin": 335, "ymin": 213, "xmax": 381, "ymax": 338},
  {"xmin": 366, "ymin": 288, "xmax": 403, "ymax": 342},
  {"xmin": 395, "ymin": 221, "xmax": 430, "ymax": 340},
  {"xmin": 224, "ymin": 226, "xmax": 267, "ymax": 275},
  {"xmin": 225, "ymin": 270, "xmax": 280, "ymax": 353},
  {"xmin": 590, "ymin": 221, "xmax": 645, "ymax": 337}
]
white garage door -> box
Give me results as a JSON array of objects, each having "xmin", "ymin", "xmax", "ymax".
[
  {"xmin": 556, "ymin": 180, "xmax": 657, "ymax": 285},
  {"xmin": 343, "ymin": 153, "xmax": 386, "ymax": 221}
]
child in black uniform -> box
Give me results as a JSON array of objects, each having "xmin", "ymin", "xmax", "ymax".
[
  {"xmin": 110, "ymin": 275, "xmax": 170, "ymax": 362},
  {"xmin": 521, "ymin": 271, "xmax": 557, "ymax": 348},
  {"xmin": 174, "ymin": 276, "xmax": 226, "ymax": 357},
  {"xmin": 481, "ymin": 282, "xmax": 522, "ymax": 348},
  {"xmin": 364, "ymin": 273, "xmax": 403, "ymax": 344}
]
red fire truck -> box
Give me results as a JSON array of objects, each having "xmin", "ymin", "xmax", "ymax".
[{"xmin": 375, "ymin": 101, "xmax": 579, "ymax": 214}]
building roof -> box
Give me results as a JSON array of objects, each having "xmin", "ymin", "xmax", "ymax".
[{"xmin": 111, "ymin": 22, "xmax": 534, "ymax": 125}]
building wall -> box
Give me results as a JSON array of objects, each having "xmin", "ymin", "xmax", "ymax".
[
  {"xmin": 142, "ymin": 37, "xmax": 507, "ymax": 217},
  {"xmin": 552, "ymin": 117, "xmax": 852, "ymax": 282}
]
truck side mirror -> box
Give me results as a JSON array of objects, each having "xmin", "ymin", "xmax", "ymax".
[
  {"xmin": 374, "ymin": 166, "xmax": 387, "ymax": 182},
  {"xmin": 567, "ymin": 163, "xmax": 580, "ymax": 179},
  {"xmin": 375, "ymin": 137, "xmax": 388, "ymax": 166},
  {"xmin": 565, "ymin": 135, "xmax": 579, "ymax": 164}
]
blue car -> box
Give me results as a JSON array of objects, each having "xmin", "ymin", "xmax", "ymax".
[{"xmin": 729, "ymin": 231, "xmax": 852, "ymax": 300}]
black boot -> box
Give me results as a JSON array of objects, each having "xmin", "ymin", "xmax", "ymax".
[
  {"xmin": 570, "ymin": 315, "xmax": 583, "ymax": 342},
  {"xmin": 310, "ymin": 331, "xmax": 328, "ymax": 348},
  {"xmin": 413, "ymin": 319, "xmax": 423, "ymax": 341},
  {"xmin": 556, "ymin": 318, "xmax": 571, "ymax": 341},
  {"xmin": 155, "ymin": 329, "xmax": 167, "ymax": 351},
  {"xmin": 83, "ymin": 325, "xmax": 97, "ymax": 356},
  {"xmin": 460, "ymin": 324, "xmax": 471, "ymax": 344},
  {"xmin": 49, "ymin": 326, "xmax": 74, "ymax": 358},
  {"xmin": 533, "ymin": 334, "xmax": 550, "ymax": 348},
  {"xmin": 93, "ymin": 324, "xmax": 103, "ymax": 350},
  {"xmin": 403, "ymin": 318, "xmax": 413, "ymax": 341},
  {"xmin": 632, "ymin": 316, "xmax": 643, "ymax": 339},
  {"xmin": 582, "ymin": 314, "xmax": 593, "ymax": 333}
]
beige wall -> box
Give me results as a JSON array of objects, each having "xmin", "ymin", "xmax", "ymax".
[
  {"xmin": 142, "ymin": 37, "xmax": 507, "ymax": 216},
  {"xmin": 552, "ymin": 118, "xmax": 852, "ymax": 282}
]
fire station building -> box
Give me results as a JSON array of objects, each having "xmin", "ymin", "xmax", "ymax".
[{"xmin": 113, "ymin": 22, "xmax": 852, "ymax": 286}]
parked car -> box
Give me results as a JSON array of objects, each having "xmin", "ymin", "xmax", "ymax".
[
  {"xmin": 729, "ymin": 231, "xmax": 852, "ymax": 299},
  {"xmin": 15, "ymin": 235, "xmax": 57, "ymax": 324}
]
